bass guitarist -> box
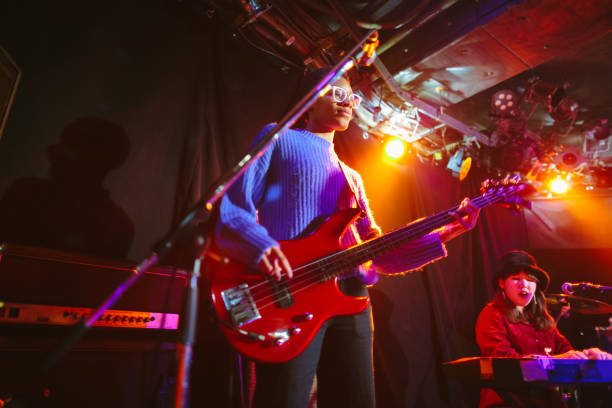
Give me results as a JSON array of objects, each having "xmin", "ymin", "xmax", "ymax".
[{"xmin": 215, "ymin": 67, "xmax": 480, "ymax": 408}]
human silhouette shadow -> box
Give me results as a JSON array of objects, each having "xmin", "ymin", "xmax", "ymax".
[{"xmin": 0, "ymin": 117, "xmax": 134, "ymax": 259}]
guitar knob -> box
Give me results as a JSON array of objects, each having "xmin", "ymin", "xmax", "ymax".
[
  {"xmin": 294, "ymin": 312, "xmax": 313, "ymax": 322},
  {"xmin": 274, "ymin": 338, "xmax": 287, "ymax": 347},
  {"xmin": 289, "ymin": 326, "xmax": 301, "ymax": 336}
]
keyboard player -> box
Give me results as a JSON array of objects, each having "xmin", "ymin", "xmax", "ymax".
[{"xmin": 475, "ymin": 250, "xmax": 612, "ymax": 408}]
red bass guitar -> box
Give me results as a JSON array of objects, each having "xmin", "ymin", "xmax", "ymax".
[{"xmin": 205, "ymin": 179, "xmax": 531, "ymax": 363}]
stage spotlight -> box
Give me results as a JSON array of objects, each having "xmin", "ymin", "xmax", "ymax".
[
  {"xmin": 548, "ymin": 175, "xmax": 570, "ymax": 195},
  {"xmin": 547, "ymin": 85, "xmax": 566, "ymax": 112},
  {"xmin": 555, "ymin": 147, "xmax": 584, "ymax": 171},
  {"xmin": 384, "ymin": 138, "xmax": 405, "ymax": 159},
  {"xmin": 526, "ymin": 80, "xmax": 568, "ymax": 108},
  {"xmin": 490, "ymin": 90, "xmax": 520, "ymax": 117},
  {"xmin": 446, "ymin": 147, "xmax": 472, "ymax": 181},
  {"xmin": 549, "ymin": 97, "xmax": 579, "ymax": 121}
]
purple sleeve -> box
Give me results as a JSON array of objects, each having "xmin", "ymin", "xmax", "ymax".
[{"xmin": 215, "ymin": 124, "xmax": 279, "ymax": 267}]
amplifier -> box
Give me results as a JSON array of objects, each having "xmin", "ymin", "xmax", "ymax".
[
  {"xmin": 0, "ymin": 243, "xmax": 188, "ymax": 406},
  {"xmin": 0, "ymin": 242, "xmax": 187, "ymax": 318},
  {"xmin": 0, "ymin": 302, "xmax": 179, "ymax": 330}
]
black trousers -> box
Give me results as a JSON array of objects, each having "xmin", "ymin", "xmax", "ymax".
[{"xmin": 252, "ymin": 305, "xmax": 374, "ymax": 408}]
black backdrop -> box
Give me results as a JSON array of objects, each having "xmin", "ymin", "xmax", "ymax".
[{"xmin": 1, "ymin": 2, "xmax": 610, "ymax": 407}]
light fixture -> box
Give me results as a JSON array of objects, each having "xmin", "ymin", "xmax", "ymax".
[
  {"xmin": 547, "ymin": 174, "xmax": 570, "ymax": 195},
  {"xmin": 490, "ymin": 90, "xmax": 520, "ymax": 118},
  {"xmin": 546, "ymin": 85, "xmax": 566, "ymax": 113},
  {"xmin": 374, "ymin": 105, "xmax": 421, "ymax": 143},
  {"xmin": 549, "ymin": 96, "xmax": 579, "ymax": 122},
  {"xmin": 583, "ymin": 119, "xmax": 611, "ymax": 155},
  {"xmin": 524, "ymin": 79, "xmax": 576, "ymax": 125},
  {"xmin": 555, "ymin": 147, "xmax": 584, "ymax": 171},
  {"xmin": 384, "ymin": 138, "xmax": 406, "ymax": 159},
  {"xmin": 446, "ymin": 147, "xmax": 472, "ymax": 181},
  {"xmin": 587, "ymin": 119, "xmax": 611, "ymax": 140}
]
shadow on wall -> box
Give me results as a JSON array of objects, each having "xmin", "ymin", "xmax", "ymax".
[{"xmin": 0, "ymin": 117, "xmax": 134, "ymax": 259}]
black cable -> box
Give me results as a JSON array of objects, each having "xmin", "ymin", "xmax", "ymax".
[{"xmin": 236, "ymin": 26, "xmax": 302, "ymax": 69}]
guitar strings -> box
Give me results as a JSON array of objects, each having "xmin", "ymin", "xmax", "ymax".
[
  {"xmin": 247, "ymin": 192, "xmax": 499, "ymax": 308},
  {"xmin": 246, "ymin": 190, "xmax": 502, "ymax": 309},
  {"xmin": 241, "ymin": 189, "xmax": 509, "ymax": 310},
  {"xmin": 253, "ymin": 246, "xmax": 448, "ymax": 311}
]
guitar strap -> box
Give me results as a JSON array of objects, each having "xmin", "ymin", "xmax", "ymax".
[
  {"xmin": 338, "ymin": 161, "xmax": 366, "ymax": 218},
  {"xmin": 338, "ymin": 160, "xmax": 377, "ymax": 286}
]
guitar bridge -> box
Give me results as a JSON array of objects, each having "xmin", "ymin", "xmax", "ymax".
[{"xmin": 221, "ymin": 284, "xmax": 261, "ymax": 327}]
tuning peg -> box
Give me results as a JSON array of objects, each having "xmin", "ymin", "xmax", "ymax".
[
  {"xmin": 503, "ymin": 174, "xmax": 521, "ymax": 185},
  {"xmin": 480, "ymin": 179, "xmax": 491, "ymax": 193},
  {"xmin": 481, "ymin": 178, "xmax": 503, "ymax": 194}
]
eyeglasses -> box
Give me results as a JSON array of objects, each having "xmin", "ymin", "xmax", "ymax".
[{"xmin": 328, "ymin": 86, "xmax": 362, "ymax": 108}]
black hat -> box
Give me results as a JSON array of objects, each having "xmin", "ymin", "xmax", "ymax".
[{"xmin": 495, "ymin": 250, "xmax": 550, "ymax": 291}]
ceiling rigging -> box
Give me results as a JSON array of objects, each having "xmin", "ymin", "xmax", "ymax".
[{"xmin": 200, "ymin": 0, "xmax": 612, "ymax": 195}]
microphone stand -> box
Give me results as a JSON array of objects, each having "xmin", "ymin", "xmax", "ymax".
[
  {"xmin": 168, "ymin": 28, "xmax": 378, "ymax": 408},
  {"xmin": 3, "ymin": 29, "xmax": 378, "ymax": 408}
]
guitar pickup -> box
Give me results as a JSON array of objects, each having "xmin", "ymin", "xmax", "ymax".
[
  {"xmin": 221, "ymin": 284, "xmax": 261, "ymax": 327},
  {"xmin": 268, "ymin": 278, "xmax": 295, "ymax": 309}
]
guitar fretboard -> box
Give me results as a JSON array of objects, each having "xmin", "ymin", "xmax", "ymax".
[{"xmin": 290, "ymin": 185, "xmax": 520, "ymax": 286}]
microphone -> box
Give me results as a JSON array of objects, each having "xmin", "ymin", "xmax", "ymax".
[{"xmin": 561, "ymin": 282, "xmax": 612, "ymax": 295}]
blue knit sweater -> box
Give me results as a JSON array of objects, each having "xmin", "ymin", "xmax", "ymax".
[{"xmin": 216, "ymin": 124, "xmax": 446, "ymax": 281}]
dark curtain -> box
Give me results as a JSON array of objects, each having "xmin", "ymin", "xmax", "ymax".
[
  {"xmin": 335, "ymin": 129, "xmax": 531, "ymax": 407},
  {"xmin": 1, "ymin": 2, "xmax": 611, "ymax": 408},
  {"xmin": 0, "ymin": 2, "xmax": 295, "ymax": 407}
]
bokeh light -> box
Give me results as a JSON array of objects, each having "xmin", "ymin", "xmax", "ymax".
[
  {"xmin": 548, "ymin": 176, "xmax": 570, "ymax": 194},
  {"xmin": 384, "ymin": 138, "xmax": 405, "ymax": 159}
]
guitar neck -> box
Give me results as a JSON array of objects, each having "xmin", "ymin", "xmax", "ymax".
[{"xmin": 308, "ymin": 189, "xmax": 509, "ymax": 279}]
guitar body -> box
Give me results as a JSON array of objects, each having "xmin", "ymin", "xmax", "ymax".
[{"xmin": 206, "ymin": 208, "xmax": 369, "ymax": 363}]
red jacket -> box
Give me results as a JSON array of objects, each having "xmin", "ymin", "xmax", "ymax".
[
  {"xmin": 476, "ymin": 301, "xmax": 573, "ymax": 357},
  {"xmin": 475, "ymin": 300, "xmax": 573, "ymax": 408}
]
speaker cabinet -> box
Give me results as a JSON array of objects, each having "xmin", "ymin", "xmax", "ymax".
[{"xmin": 0, "ymin": 334, "xmax": 176, "ymax": 408}]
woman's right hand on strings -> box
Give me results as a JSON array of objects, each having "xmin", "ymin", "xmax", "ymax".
[{"xmin": 258, "ymin": 246, "xmax": 293, "ymax": 281}]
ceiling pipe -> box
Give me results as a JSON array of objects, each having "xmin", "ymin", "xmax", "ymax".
[{"xmin": 238, "ymin": 0, "xmax": 312, "ymax": 57}]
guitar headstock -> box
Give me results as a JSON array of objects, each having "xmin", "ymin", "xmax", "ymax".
[{"xmin": 480, "ymin": 176, "xmax": 535, "ymax": 212}]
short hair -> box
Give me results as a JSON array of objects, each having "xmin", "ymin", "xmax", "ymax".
[{"xmin": 288, "ymin": 67, "xmax": 349, "ymax": 129}]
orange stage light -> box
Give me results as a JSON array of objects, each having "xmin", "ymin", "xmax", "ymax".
[
  {"xmin": 548, "ymin": 175, "xmax": 570, "ymax": 195},
  {"xmin": 384, "ymin": 138, "xmax": 405, "ymax": 159}
]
